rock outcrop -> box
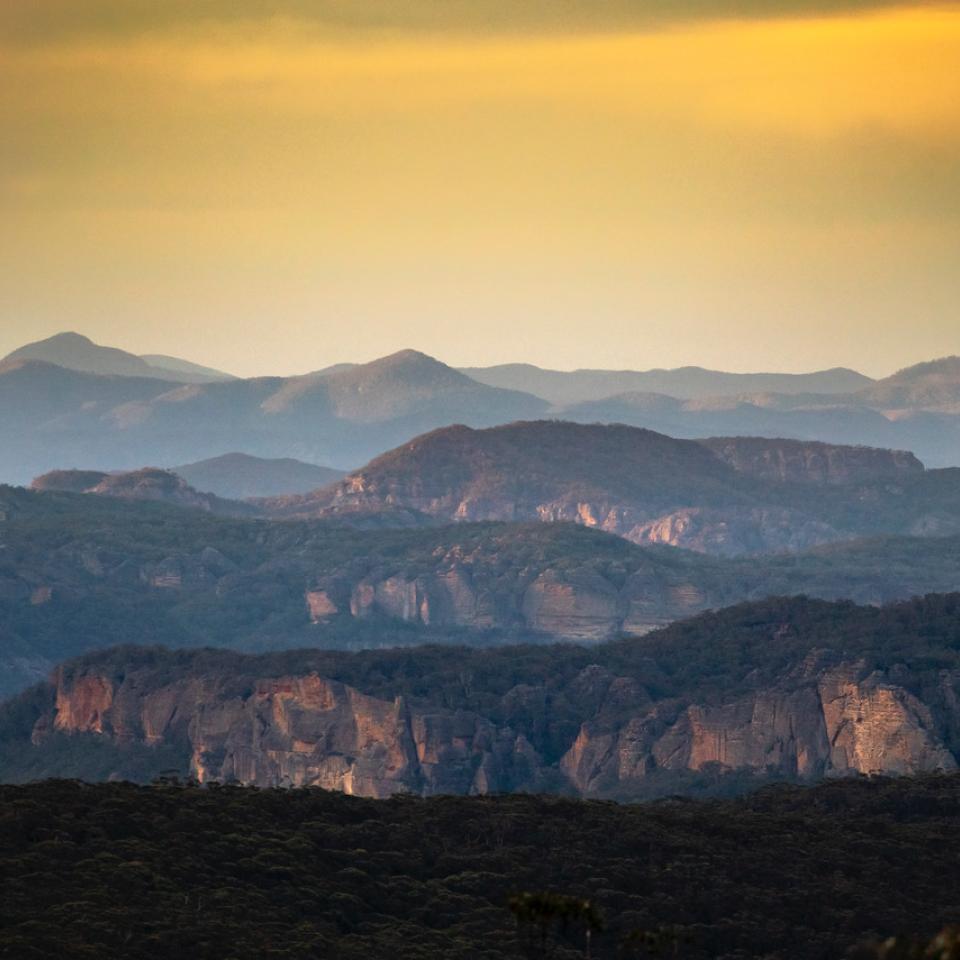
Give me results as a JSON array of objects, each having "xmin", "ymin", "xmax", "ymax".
[
  {"xmin": 629, "ymin": 507, "xmax": 845, "ymax": 557},
  {"xmin": 698, "ymin": 437, "xmax": 924, "ymax": 485},
  {"xmin": 37, "ymin": 666, "xmax": 543, "ymax": 797},
  {"xmin": 303, "ymin": 541, "xmax": 722, "ymax": 641},
  {"xmin": 26, "ymin": 630, "xmax": 960, "ymax": 799},
  {"xmin": 560, "ymin": 657, "xmax": 957, "ymax": 796}
]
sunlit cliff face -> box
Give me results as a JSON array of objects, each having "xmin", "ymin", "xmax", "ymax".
[
  {"xmin": 1, "ymin": 2, "xmax": 958, "ymax": 375},
  {"xmin": 41, "ymin": 657, "xmax": 960, "ymax": 796}
]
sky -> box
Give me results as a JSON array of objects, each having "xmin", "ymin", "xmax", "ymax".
[{"xmin": 1, "ymin": 1, "xmax": 958, "ymax": 378}]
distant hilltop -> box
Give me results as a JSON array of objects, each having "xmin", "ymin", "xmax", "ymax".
[
  {"xmin": 260, "ymin": 421, "xmax": 939, "ymax": 556},
  {"xmin": 2, "ymin": 331, "xmax": 235, "ymax": 383}
]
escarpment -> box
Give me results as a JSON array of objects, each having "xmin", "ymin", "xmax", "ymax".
[
  {"xmin": 13, "ymin": 595, "xmax": 960, "ymax": 798},
  {"xmin": 35, "ymin": 666, "xmax": 545, "ymax": 797},
  {"xmin": 697, "ymin": 437, "xmax": 924, "ymax": 485},
  {"xmin": 560, "ymin": 658, "xmax": 957, "ymax": 797},
  {"xmin": 304, "ymin": 548, "xmax": 722, "ymax": 641},
  {"xmin": 32, "ymin": 655, "xmax": 959, "ymax": 798}
]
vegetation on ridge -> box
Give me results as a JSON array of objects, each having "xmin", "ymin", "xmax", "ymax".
[{"xmin": 1, "ymin": 774, "xmax": 960, "ymax": 958}]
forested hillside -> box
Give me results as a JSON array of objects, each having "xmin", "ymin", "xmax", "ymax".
[
  {"xmin": 4, "ymin": 594, "xmax": 960, "ymax": 794},
  {"xmin": 2, "ymin": 775, "xmax": 959, "ymax": 958},
  {"xmin": 4, "ymin": 483, "xmax": 960, "ymax": 699}
]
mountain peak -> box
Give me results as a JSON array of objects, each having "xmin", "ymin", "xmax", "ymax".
[
  {"xmin": 2, "ymin": 332, "xmax": 158, "ymax": 379},
  {"xmin": 377, "ymin": 348, "xmax": 438, "ymax": 365},
  {"xmin": 323, "ymin": 349, "xmax": 489, "ymax": 395},
  {"xmin": 44, "ymin": 331, "xmax": 94, "ymax": 345},
  {"xmin": 1, "ymin": 332, "xmax": 234, "ymax": 385},
  {"xmin": 351, "ymin": 348, "xmax": 460, "ymax": 380},
  {"xmin": 309, "ymin": 349, "xmax": 460, "ymax": 387},
  {"xmin": 259, "ymin": 349, "xmax": 546, "ymax": 424},
  {"xmin": 172, "ymin": 452, "xmax": 345, "ymax": 499},
  {"xmin": 266, "ymin": 419, "xmax": 745, "ymax": 526}
]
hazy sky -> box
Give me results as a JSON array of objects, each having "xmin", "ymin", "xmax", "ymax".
[{"xmin": 1, "ymin": 1, "xmax": 958, "ymax": 377}]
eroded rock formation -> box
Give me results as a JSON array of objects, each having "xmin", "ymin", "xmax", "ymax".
[
  {"xmin": 305, "ymin": 549, "xmax": 718, "ymax": 641},
  {"xmin": 33, "ymin": 650, "xmax": 959, "ymax": 798},
  {"xmin": 698, "ymin": 437, "xmax": 923, "ymax": 485}
]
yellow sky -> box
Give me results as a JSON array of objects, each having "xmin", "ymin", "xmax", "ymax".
[{"xmin": 1, "ymin": 3, "xmax": 957, "ymax": 376}]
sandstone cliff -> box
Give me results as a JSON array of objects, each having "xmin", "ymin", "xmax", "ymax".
[
  {"xmin": 34, "ymin": 665, "xmax": 544, "ymax": 797},
  {"xmin": 303, "ymin": 538, "xmax": 727, "ymax": 641},
  {"xmin": 628, "ymin": 506, "xmax": 844, "ymax": 556},
  {"xmin": 16, "ymin": 595, "xmax": 960, "ymax": 798},
  {"xmin": 32, "ymin": 654, "xmax": 957, "ymax": 798},
  {"xmin": 560, "ymin": 657, "xmax": 957, "ymax": 796},
  {"xmin": 698, "ymin": 437, "xmax": 923, "ymax": 485}
]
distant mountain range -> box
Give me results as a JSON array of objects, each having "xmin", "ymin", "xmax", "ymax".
[
  {"xmin": 0, "ymin": 339, "xmax": 547, "ymax": 483},
  {"xmin": 554, "ymin": 358, "xmax": 960, "ymax": 464},
  {"xmin": 31, "ymin": 423, "xmax": 958, "ymax": 558},
  {"xmin": 459, "ymin": 362, "xmax": 875, "ymax": 404},
  {"xmin": 3, "ymin": 331, "xmax": 960, "ymax": 483},
  {"xmin": 7, "ymin": 328, "xmax": 960, "ymax": 809}
]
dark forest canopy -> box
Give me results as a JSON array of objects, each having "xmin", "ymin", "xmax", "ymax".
[{"xmin": 2, "ymin": 774, "xmax": 960, "ymax": 959}]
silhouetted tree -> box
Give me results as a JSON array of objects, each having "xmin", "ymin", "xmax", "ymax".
[{"xmin": 510, "ymin": 892, "xmax": 603, "ymax": 959}]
